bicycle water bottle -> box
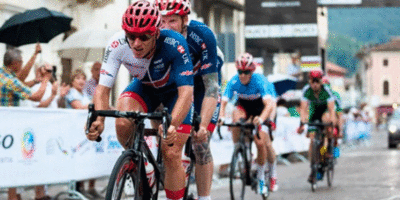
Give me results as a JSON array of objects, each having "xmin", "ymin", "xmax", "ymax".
[{"xmin": 144, "ymin": 156, "xmax": 155, "ymax": 188}]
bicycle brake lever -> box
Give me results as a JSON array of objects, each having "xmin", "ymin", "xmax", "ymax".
[
  {"xmin": 86, "ymin": 104, "xmax": 102, "ymax": 142},
  {"xmin": 217, "ymin": 125, "xmax": 223, "ymax": 140},
  {"xmin": 162, "ymin": 108, "xmax": 173, "ymax": 147}
]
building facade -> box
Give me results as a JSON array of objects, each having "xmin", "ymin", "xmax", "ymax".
[
  {"xmin": 0, "ymin": 0, "xmax": 245, "ymax": 105},
  {"xmin": 357, "ymin": 37, "xmax": 400, "ymax": 108}
]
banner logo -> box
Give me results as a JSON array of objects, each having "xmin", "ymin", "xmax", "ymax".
[
  {"xmin": 1, "ymin": 134, "xmax": 13, "ymax": 150},
  {"xmin": 21, "ymin": 130, "xmax": 35, "ymax": 160}
]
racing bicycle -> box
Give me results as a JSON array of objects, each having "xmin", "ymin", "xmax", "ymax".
[
  {"xmin": 219, "ymin": 118, "xmax": 274, "ymax": 200},
  {"xmin": 85, "ymin": 104, "xmax": 197, "ymax": 200},
  {"xmin": 304, "ymin": 121, "xmax": 335, "ymax": 192}
]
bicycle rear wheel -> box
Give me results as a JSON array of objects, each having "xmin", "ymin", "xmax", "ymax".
[
  {"xmin": 229, "ymin": 148, "xmax": 246, "ymax": 200},
  {"xmin": 327, "ymin": 158, "xmax": 334, "ymax": 187},
  {"xmin": 105, "ymin": 150, "xmax": 149, "ymax": 200}
]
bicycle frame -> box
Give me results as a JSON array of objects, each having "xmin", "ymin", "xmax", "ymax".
[
  {"xmin": 86, "ymin": 104, "xmax": 171, "ymax": 199},
  {"xmin": 222, "ymin": 119, "xmax": 258, "ymax": 185}
]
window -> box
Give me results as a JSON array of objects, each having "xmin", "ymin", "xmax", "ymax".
[
  {"xmin": 383, "ymin": 80, "xmax": 389, "ymax": 96},
  {"xmin": 383, "ymin": 59, "xmax": 388, "ymax": 67}
]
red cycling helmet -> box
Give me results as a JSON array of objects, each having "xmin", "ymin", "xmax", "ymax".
[
  {"xmin": 155, "ymin": 0, "xmax": 191, "ymax": 16},
  {"xmin": 122, "ymin": 1, "xmax": 161, "ymax": 35},
  {"xmin": 309, "ymin": 69, "xmax": 323, "ymax": 79},
  {"xmin": 322, "ymin": 76, "xmax": 330, "ymax": 84},
  {"xmin": 236, "ymin": 53, "xmax": 256, "ymax": 71}
]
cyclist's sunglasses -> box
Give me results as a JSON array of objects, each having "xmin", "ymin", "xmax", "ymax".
[
  {"xmin": 126, "ymin": 33, "xmax": 153, "ymax": 41},
  {"xmin": 238, "ymin": 70, "xmax": 251, "ymax": 75},
  {"xmin": 310, "ymin": 78, "xmax": 321, "ymax": 83}
]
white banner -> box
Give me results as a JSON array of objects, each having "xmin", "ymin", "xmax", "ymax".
[
  {"xmin": 0, "ymin": 107, "xmax": 123, "ymax": 188},
  {"xmin": 0, "ymin": 108, "xmax": 311, "ymax": 188},
  {"xmin": 245, "ymin": 24, "xmax": 318, "ymax": 39},
  {"xmin": 273, "ymin": 116, "xmax": 310, "ymax": 155},
  {"xmin": 210, "ymin": 116, "xmax": 310, "ymax": 164}
]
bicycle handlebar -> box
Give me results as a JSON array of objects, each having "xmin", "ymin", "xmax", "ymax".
[
  {"xmin": 219, "ymin": 119, "xmax": 260, "ymax": 139},
  {"xmin": 85, "ymin": 104, "xmax": 171, "ymax": 142}
]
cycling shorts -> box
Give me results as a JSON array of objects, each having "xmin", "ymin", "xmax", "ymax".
[
  {"xmin": 235, "ymin": 98, "xmax": 265, "ymax": 120},
  {"xmin": 120, "ymin": 78, "xmax": 193, "ymax": 134},
  {"xmin": 309, "ymin": 104, "xmax": 328, "ymax": 122}
]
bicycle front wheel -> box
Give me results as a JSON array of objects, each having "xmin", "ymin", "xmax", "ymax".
[
  {"xmin": 105, "ymin": 150, "xmax": 148, "ymax": 200},
  {"xmin": 229, "ymin": 147, "xmax": 246, "ymax": 200}
]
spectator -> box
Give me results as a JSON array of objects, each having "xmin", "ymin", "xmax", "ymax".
[
  {"xmin": 287, "ymin": 54, "xmax": 302, "ymax": 80},
  {"xmin": 1, "ymin": 48, "xmax": 49, "ymax": 200},
  {"xmin": 65, "ymin": 68, "xmax": 102, "ymax": 198},
  {"xmin": 276, "ymin": 98, "xmax": 290, "ymax": 117},
  {"xmin": 65, "ymin": 69, "xmax": 91, "ymax": 109},
  {"xmin": 83, "ymin": 61, "xmax": 101, "ymax": 101},
  {"xmin": 23, "ymin": 63, "xmax": 70, "ymax": 108}
]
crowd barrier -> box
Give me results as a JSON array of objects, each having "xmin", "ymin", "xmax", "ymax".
[
  {"xmin": 0, "ymin": 107, "xmax": 123, "ymax": 189},
  {"xmin": 0, "ymin": 107, "xmax": 309, "ymax": 189},
  {"xmin": 211, "ymin": 116, "xmax": 310, "ymax": 166},
  {"xmin": 344, "ymin": 119, "xmax": 372, "ymax": 143}
]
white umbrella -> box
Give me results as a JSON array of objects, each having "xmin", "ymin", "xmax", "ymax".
[{"xmin": 58, "ymin": 29, "xmax": 117, "ymax": 62}]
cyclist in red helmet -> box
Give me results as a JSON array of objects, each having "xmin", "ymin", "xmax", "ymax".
[
  {"xmin": 297, "ymin": 69, "xmax": 337, "ymax": 183},
  {"xmin": 155, "ymin": 0, "xmax": 223, "ymax": 199},
  {"xmin": 87, "ymin": 1, "xmax": 195, "ymax": 199},
  {"xmin": 322, "ymin": 76, "xmax": 344, "ymax": 158},
  {"xmin": 219, "ymin": 53, "xmax": 279, "ymax": 194}
]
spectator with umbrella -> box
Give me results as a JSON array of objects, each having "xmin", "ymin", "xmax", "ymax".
[
  {"xmin": 1, "ymin": 48, "xmax": 51, "ymax": 200},
  {"xmin": 0, "ymin": 6, "xmax": 72, "ymax": 200}
]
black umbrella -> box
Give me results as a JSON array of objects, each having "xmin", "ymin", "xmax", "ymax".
[{"xmin": 0, "ymin": 7, "xmax": 72, "ymax": 47}]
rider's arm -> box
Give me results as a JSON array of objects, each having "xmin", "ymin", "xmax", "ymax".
[
  {"xmin": 171, "ymin": 85, "xmax": 193, "ymax": 127},
  {"xmin": 199, "ymin": 72, "xmax": 219, "ymax": 128},
  {"xmin": 299, "ymin": 100, "xmax": 308, "ymax": 124},
  {"xmin": 219, "ymin": 100, "xmax": 228, "ymax": 120},
  {"xmin": 169, "ymin": 33, "xmax": 194, "ymax": 127},
  {"xmin": 196, "ymin": 26, "xmax": 219, "ymax": 128},
  {"xmin": 219, "ymin": 77, "xmax": 235, "ymax": 120},
  {"xmin": 259, "ymin": 98, "xmax": 274, "ymax": 122},
  {"xmin": 328, "ymin": 100, "xmax": 336, "ymax": 125},
  {"xmin": 93, "ymin": 85, "xmax": 111, "ymax": 122}
]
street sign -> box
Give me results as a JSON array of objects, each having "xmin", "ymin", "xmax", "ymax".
[
  {"xmin": 318, "ymin": 0, "xmax": 362, "ymax": 5},
  {"xmin": 245, "ymin": 24, "xmax": 318, "ymax": 39},
  {"xmin": 261, "ymin": 1, "xmax": 301, "ymax": 8}
]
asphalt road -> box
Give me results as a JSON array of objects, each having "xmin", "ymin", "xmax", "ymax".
[{"xmin": 210, "ymin": 127, "xmax": 400, "ymax": 200}]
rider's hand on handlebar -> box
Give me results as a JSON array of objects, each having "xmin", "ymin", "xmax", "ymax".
[
  {"xmin": 297, "ymin": 124, "xmax": 304, "ymax": 134},
  {"xmin": 217, "ymin": 117, "xmax": 224, "ymax": 126},
  {"xmin": 159, "ymin": 125, "xmax": 177, "ymax": 146},
  {"xmin": 253, "ymin": 116, "xmax": 263, "ymax": 127},
  {"xmin": 193, "ymin": 126, "xmax": 209, "ymax": 143},
  {"xmin": 87, "ymin": 119, "xmax": 105, "ymax": 141}
]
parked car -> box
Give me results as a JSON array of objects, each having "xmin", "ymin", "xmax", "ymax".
[{"xmin": 388, "ymin": 109, "xmax": 400, "ymax": 149}]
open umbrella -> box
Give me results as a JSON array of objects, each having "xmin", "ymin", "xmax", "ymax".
[
  {"xmin": 267, "ymin": 74, "xmax": 298, "ymax": 96},
  {"xmin": 0, "ymin": 7, "xmax": 72, "ymax": 47},
  {"xmin": 58, "ymin": 29, "xmax": 117, "ymax": 62}
]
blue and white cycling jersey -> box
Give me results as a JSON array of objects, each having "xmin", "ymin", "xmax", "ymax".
[
  {"xmin": 99, "ymin": 29, "xmax": 194, "ymax": 133},
  {"xmin": 99, "ymin": 29, "xmax": 193, "ymax": 89},
  {"xmin": 222, "ymin": 73, "xmax": 276, "ymax": 118},
  {"xmin": 186, "ymin": 20, "xmax": 219, "ymax": 78},
  {"xmin": 222, "ymin": 73, "xmax": 275, "ymax": 102},
  {"xmin": 185, "ymin": 20, "xmax": 222, "ymax": 131}
]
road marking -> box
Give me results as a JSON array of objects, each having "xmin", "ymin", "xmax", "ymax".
[
  {"xmin": 379, "ymin": 195, "xmax": 400, "ymax": 200},
  {"xmin": 342, "ymin": 150, "xmax": 400, "ymax": 158}
]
